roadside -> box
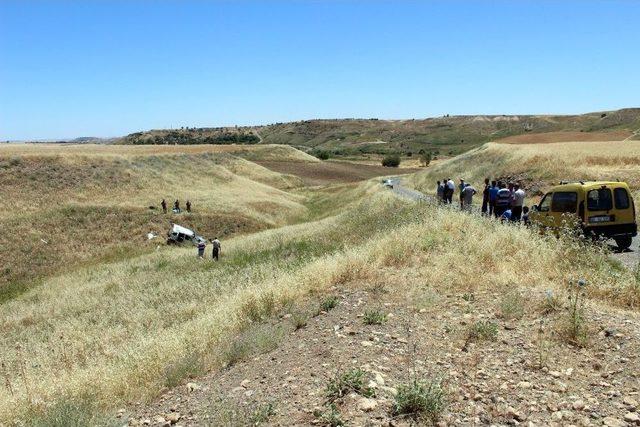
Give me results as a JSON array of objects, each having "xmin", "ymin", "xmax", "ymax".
[{"xmin": 384, "ymin": 178, "xmax": 640, "ymax": 270}]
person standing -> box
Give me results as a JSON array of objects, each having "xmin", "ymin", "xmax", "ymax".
[
  {"xmin": 211, "ymin": 237, "xmax": 221, "ymax": 261},
  {"xmin": 511, "ymin": 184, "xmax": 525, "ymax": 221},
  {"xmin": 481, "ymin": 178, "xmax": 490, "ymax": 215},
  {"xmin": 186, "ymin": 200, "xmax": 191, "ymax": 213},
  {"xmin": 174, "ymin": 199, "xmax": 180, "ymax": 213},
  {"xmin": 197, "ymin": 239, "xmax": 206, "ymax": 258},
  {"xmin": 436, "ymin": 181, "xmax": 444, "ymax": 203},
  {"xmin": 161, "ymin": 199, "xmax": 167, "ymax": 214},
  {"xmin": 494, "ymin": 182, "xmax": 512, "ymax": 217},
  {"xmin": 446, "ymin": 178, "xmax": 455, "ymax": 204},
  {"xmin": 458, "ymin": 179, "xmax": 466, "ymax": 209},
  {"xmin": 488, "ymin": 180, "xmax": 499, "ymax": 216},
  {"xmin": 462, "ymin": 183, "xmax": 477, "ymax": 212}
]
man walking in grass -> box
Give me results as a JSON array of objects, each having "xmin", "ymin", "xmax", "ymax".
[
  {"xmin": 436, "ymin": 180, "xmax": 444, "ymax": 203},
  {"xmin": 161, "ymin": 199, "xmax": 167, "ymax": 214},
  {"xmin": 511, "ymin": 183, "xmax": 526, "ymax": 221},
  {"xmin": 446, "ymin": 178, "xmax": 455, "ymax": 204},
  {"xmin": 462, "ymin": 183, "xmax": 477, "ymax": 212},
  {"xmin": 458, "ymin": 179, "xmax": 466, "ymax": 209},
  {"xmin": 211, "ymin": 237, "xmax": 221, "ymax": 261},
  {"xmin": 481, "ymin": 178, "xmax": 490, "ymax": 215},
  {"xmin": 197, "ymin": 239, "xmax": 206, "ymax": 258},
  {"xmin": 488, "ymin": 180, "xmax": 499, "ymax": 216}
]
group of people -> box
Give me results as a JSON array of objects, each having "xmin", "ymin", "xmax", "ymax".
[
  {"xmin": 161, "ymin": 199, "xmax": 192, "ymax": 214},
  {"xmin": 197, "ymin": 237, "xmax": 222, "ymax": 260},
  {"xmin": 436, "ymin": 178, "xmax": 529, "ymax": 223}
]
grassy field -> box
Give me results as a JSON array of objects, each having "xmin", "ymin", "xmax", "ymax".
[
  {"xmin": 1, "ymin": 186, "xmax": 638, "ymax": 424},
  {"xmin": 410, "ymin": 140, "xmax": 640, "ymax": 200},
  {"xmin": 3, "ymin": 140, "xmax": 640, "ymax": 424},
  {"xmin": 0, "ymin": 144, "xmax": 316, "ymax": 297}
]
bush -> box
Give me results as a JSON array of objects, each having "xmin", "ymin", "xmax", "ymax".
[
  {"xmin": 326, "ymin": 368, "xmax": 376, "ymax": 401},
  {"xmin": 363, "ymin": 309, "xmax": 387, "ymax": 325},
  {"xmin": 314, "ymin": 150, "xmax": 331, "ymax": 160},
  {"xmin": 393, "ymin": 379, "xmax": 446, "ymax": 423},
  {"xmin": 320, "ymin": 296, "xmax": 339, "ymax": 312},
  {"xmin": 381, "ymin": 154, "xmax": 401, "ymax": 167}
]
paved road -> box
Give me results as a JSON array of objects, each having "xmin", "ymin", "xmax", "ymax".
[{"xmin": 383, "ymin": 178, "xmax": 639, "ymax": 270}]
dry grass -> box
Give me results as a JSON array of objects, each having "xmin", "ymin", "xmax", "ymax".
[
  {"xmin": 0, "ymin": 189, "xmax": 637, "ymax": 423},
  {"xmin": 410, "ymin": 140, "xmax": 640, "ymax": 199},
  {"xmin": 0, "ymin": 144, "xmax": 311, "ymax": 291}
]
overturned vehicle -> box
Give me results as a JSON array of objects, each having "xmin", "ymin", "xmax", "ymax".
[{"xmin": 166, "ymin": 223, "xmax": 205, "ymax": 245}]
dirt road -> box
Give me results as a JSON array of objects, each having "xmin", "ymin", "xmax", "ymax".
[{"xmin": 385, "ymin": 178, "xmax": 639, "ymax": 269}]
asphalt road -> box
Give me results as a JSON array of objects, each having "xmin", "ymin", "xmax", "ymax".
[{"xmin": 384, "ymin": 178, "xmax": 639, "ymax": 270}]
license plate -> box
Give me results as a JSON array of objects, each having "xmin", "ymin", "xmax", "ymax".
[{"xmin": 589, "ymin": 215, "xmax": 611, "ymax": 223}]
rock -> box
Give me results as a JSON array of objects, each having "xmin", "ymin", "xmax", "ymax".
[
  {"xmin": 603, "ymin": 416, "xmax": 626, "ymax": 427},
  {"xmin": 244, "ymin": 390, "xmax": 254, "ymax": 397},
  {"xmin": 624, "ymin": 412, "xmax": 640, "ymax": 424},
  {"xmin": 231, "ymin": 386, "xmax": 245, "ymax": 393},
  {"xmin": 518, "ymin": 381, "xmax": 532, "ymax": 389},
  {"xmin": 186, "ymin": 382, "xmax": 201, "ymax": 393},
  {"xmin": 142, "ymin": 420, "xmax": 151, "ymax": 426},
  {"xmin": 623, "ymin": 396, "xmax": 639, "ymax": 409},
  {"xmin": 381, "ymin": 386, "xmax": 398, "ymax": 396},
  {"xmin": 550, "ymin": 371, "xmax": 562, "ymax": 378},
  {"xmin": 357, "ymin": 397, "xmax": 378, "ymax": 412},
  {"xmin": 240, "ymin": 379, "xmax": 251, "ymax": 388},
  {"xmin": 374, "ymin": 373, "xmax": 385, "ymax": 386},
  {"xmin": 573, "ymin": 400, "xmax": 585, "ymax": 410},
  {"xmin": 360, "ymin": 341, "xmax": 373, "ymax": 347},
  {"xmin": 165, "ymin": 413, "xmax": 181, "ymax": 424},
  {"xmin": 153, "ymin": 416, "xmax": 166, "ymax": 425},
  {"xmin": 505, "ymin": 406, "xmax": 525, "ymax": 421}
]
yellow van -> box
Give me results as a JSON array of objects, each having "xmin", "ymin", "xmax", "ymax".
[{"xmin": 529, "ymin": 181, "xmax": 637, "ymax": 249}]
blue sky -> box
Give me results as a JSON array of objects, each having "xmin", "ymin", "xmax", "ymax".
[{"xmin": 1, "ymin": 0, "xmax": 639, "ymax": 140}]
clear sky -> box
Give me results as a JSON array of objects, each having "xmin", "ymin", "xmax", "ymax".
[{"xmin": 1, "ymin": 0, "xmax": 639, "ymax": 140}]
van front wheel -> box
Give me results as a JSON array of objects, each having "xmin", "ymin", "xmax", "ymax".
[{"xmin": 615, "ymin": 236, "xmax": 633, "ymax": 250}]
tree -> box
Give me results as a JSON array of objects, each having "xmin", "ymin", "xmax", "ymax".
[
  {"xmin": 381, "ymin": 154, "xmax": 401, "ymax": 167},
  {"xmin": 420, "ymin": 152, "xmax": 432, "ymax": 167}
]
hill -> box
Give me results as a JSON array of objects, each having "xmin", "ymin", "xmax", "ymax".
[{"xmin": 120, "ymin": 108, "xmax": 640, "ymax": 156}]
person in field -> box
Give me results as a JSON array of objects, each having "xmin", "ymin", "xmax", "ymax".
[
  {"xmin": 174, "ymin": 199, "xmax": 180, "ymax": 213},
  {"xmin": 500, "ymin": 208, "xmax": 513, "ymax": 222},
  {"xmin": 462, "ymin": 183, "xmax": 477, "ymax": 212},
  {"xmin": 488, "ymin": 180, "xmax": 499, "ymax": 216},
  {"xmin": 197, "ymin": 239, "xmax": 206, "ymax": 258},
  {"xmin": 458, "ymin": 179, "xmax": 466, "ymax": 209},
  {"xmin": 511, "ymin": 184, "xmax": 525, "ymax": 221},
  {"xmin": 211, "ymin": 237, "xmax": 221, "ymax": 261},
  {"xmin": 186, "ymin": 200, "xmax": 191, "ymax": 213},
  {"xmin": 161, "ymin": 199, "xmax": 167, "ymax": 214},
  {"xmin": 481, "ymin": 178, "xmax": 490, "ymax": 215},
  {"xmin": 522, "ymin": 206, "xmax": 530, "ymax": 225},
  {"xmin": 446, "ymin": 178, "xmax": 455, "ymax": 204},
  {"xmin": 436, "ymin": 180, "xmax": 444, "ymax": 202},
  {"xmin": 494, "ymin": 182, "xmax": 512, "ymax": 217}
]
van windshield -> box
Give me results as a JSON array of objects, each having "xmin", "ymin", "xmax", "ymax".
[
  {"xmin": 587, "ymin": 188, "xmax": 613, "ymax": 211},
  {"xmin": 551, "ymin": 192, "xmax": 577, "ymax": 213}
]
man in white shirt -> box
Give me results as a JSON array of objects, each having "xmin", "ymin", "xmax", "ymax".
[
  {"xmin": 462, "ymin": 183, "xmax": 477, "ymax": 212},
  {"xmin": 511, "ymin": 184, "xmax": 526, "ymax": 221},
  {"xmin": 446, "ymin": 178, "xmax": 455, "ymax": 204}
]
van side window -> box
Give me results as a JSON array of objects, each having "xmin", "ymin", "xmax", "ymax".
[
  {"xmin": 539, "ymin": 193, "xmax": 552, "ymax": 212},
  {"xmin": 587, "ymin": 188, "xmax": 613, "ymax": 211},
  {"xmin": 614, "ymin": 188, "xmax": 630, "ymax": 209},
  {"xmin": 551, "ymin": 192, "xmax": 578, "ymax": 213}
]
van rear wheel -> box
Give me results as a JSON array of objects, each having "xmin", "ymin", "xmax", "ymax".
[{"xmin": 615, "ymin": 236, "xmax": 633, "ymax": 250}]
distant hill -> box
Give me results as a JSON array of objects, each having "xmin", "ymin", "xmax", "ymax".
[{"xmin": 118, "ymin": 107, "xmax": 639, "ymax": 155}]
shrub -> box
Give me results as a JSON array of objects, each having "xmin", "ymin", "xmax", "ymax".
[
  {"xmin": 498, "ymin": 290, "xmax": 525, "ymax": 320},
  {"xmin": 363, "ymin": 309, "xmax": 387, "ymax": 325},
  {"xmin": 393, "ymin": 379, "xmax": 446, "ymax": 423},
  {"xmin": 320, "ymin": 296, "xmax": 339, "ymax": 312},
  {"xmin": 314, "ymin": 150, "xmax": 331, "ymax": 160},
  {"xmin": 313, "ymin": 403, "xmax": 344, "ymax": 427},
  {"xmin": 420, "ymin": 152, "xmax": 432, "ymax": 167},
  {"xmin": 558, "ymin": 279, "xmax": 589, "ymax": 347},
  {"xmin": 465, "ymin": 320, "xmax": 498, "ymax": 344},
  {"xmin": 326, "ymin": 368, "xmax": 376, "ymax": 401},
  {"xmin": 381, "ymin": 154, "xmax": 401, "ymax": 167}
]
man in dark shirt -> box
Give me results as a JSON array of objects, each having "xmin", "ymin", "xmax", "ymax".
[{"xmin": 481, "ymin": 178, "xmax": 490, "ymax": 215}]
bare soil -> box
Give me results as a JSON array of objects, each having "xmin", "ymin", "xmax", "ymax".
[
  {"xmin": 495, "ymin": 131, "xmax": 631, "ymax": 145},
  {"xmin": 128, "ymin": 283, "xmax": 640, "ymax": 426},
  {"xmin": 256, "ymin": 161, "xmax": 420, "ymax": 186}
]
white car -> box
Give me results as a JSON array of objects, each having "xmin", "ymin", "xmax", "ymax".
[{"xmin": 383, "ymin": 179, "xmax": 394, "ymax": 189}]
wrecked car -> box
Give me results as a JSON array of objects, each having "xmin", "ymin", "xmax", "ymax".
[{"xmin": 166, "ymin": 223, "xmax": 205, "ymax": 245}]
